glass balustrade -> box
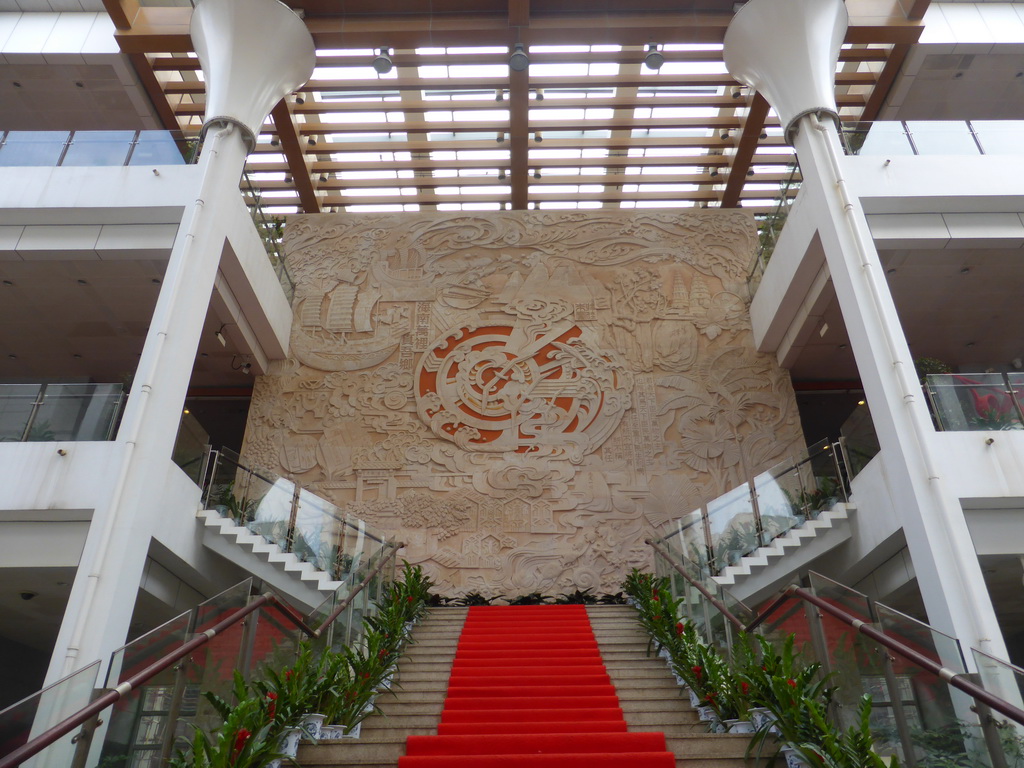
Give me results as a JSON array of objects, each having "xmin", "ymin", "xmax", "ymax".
[
  {"xmin": 0, "ymin": 383, "xmax": 124, "ymax": 442},
  {"xmin": 842, "ymin": 120, "xmax": 1024, "ymax": 158},
  {"xmin": 657, "ymin": 438, "xmax": 848, "ymax": 576},
  {"xmin": 0, "ymin": 130, "xmax": 194, "ymax": 167},
  {"xmin": 925, "ymin": 373, "xmax": 1024, "ymax": 432},
  {"xmin": 202, "ymin": 447, "xmax": 394, "ymax": 582},
  {"xmin": 840, "ymin": 402, "xmax": 880, "ymax": 477}
]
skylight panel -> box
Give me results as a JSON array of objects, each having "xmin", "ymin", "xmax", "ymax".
[
  {"xmin": 581, "ymin": 148, "xmax": 609, "ymax": 158},
  {"xmin": 347, "ymin": 204, "xmax": 406, "ymax": 212},
  {"xmin": 454, "ymin": 110, "xmax": 509, "ymax": 122},
  {"xmin": 661, "ymin": 44, "xmax": 723, "ymax": 52},
  {"xmin": 446, "ymin": 46, "xmax": 509, "ymax": 55},
  {"xmin": 531, "ymin": 108, "xmax": 586, "ymax": 121},
  {"xmin": 535, "ymin": 185, "xmax": 583, "ymax": 195},
  {"xmin": 322, "ymin": 111, "xmax": 391, "ymax": 123},
  {"xmin": 530, "ymin": 149, "xmax": 582, "ymax": 159},
  {"xmin": 590, "ymin": 45, "xmax": 622, "ymax": 53},
  {"xmin": 637, "ymin": 183, "xmax": 700, "ymax": 192},
  {"xmin": 425, "ymin": 110, "xmax": 454, "ymax": 122},
  {"xmin": 530, "ymin": 45, "xmax": 590, "ymax": 53},
  {"xmin": 427, "ymin": 131, "xmax": 495, "ymax": 141},
  {"xmin": 635, "ymin": 201, "xmax": 695, "ymax": 208},
  {"xmin": 416, "ymin": 47, "xmax": 446, "ymax": 56},
  {"xmin": 342, "ymin": 187, "xmax": 404, "ymax": 197},
  {"xmin": 531, "ymin": 63, "xmax": 589, "ymax": 78},
  {"xmin": 449, "ymin": 64, "xmax": 509, "ymax": 78},
  {"xmin": 651, "ymin": 107, "xmax": 718, "ymax": 119},
  {"xmin": 657, "ymin": 61, "xmax": 729, "ymax": 76},
  {"xmin": 317, "ymin": 49, "xmax": 376, "ymax": 57},
  {"xmin": 432, "ymin": 169, "xmax": 459, "ymax": 177},
  {"xmin": 455, "ymin": 149, "xmax": 509, "ymax": 161},
  {"xmin": 580, "ymin": 167, "xmax": 606, "ymax": 176},
  {"xmin": 589, "ymin": 63, "xmax": 619, "ymax": 76},
  {"xmin": 331, "ymin": 132, "xmax": 408, "ymax": 143},
  {"xmin": 419, "ymin": 66, "xmax": 450, "ymax": 78},
  {"xmin": 340, "ymin": 170, "xmax": 400, "ymax": 180}
]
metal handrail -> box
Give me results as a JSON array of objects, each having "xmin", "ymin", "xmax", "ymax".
[
  {"xmin": 0, "ymin": 543, "xmax": 404, "ymax": 768},
  {"xmin": 647, "ymin": 543, "xmax": 1024, "ymax": 729}
]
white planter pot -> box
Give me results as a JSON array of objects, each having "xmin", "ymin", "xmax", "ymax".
[
  {"xmin": 687, "ymin": 687, "xmax": 701, "ymax": 708},
  {"xmin": 725, "ymin": 719, "xmax": 755, "ymax": 734},
  {"xmin": 300, "ymin": 712, "xmax": 325, "ymax": 741},
  {"xmin": 749, "ymin": 707, "xmax": 781, "ymax": 735},
  {"xmin": 268, "ymin": 726, "xmax": 301, "ymax": 768},
  {"xmin": 781, "ymin": 746, "xmax": 813, "ymax": 768},
  {"xmin": 321, "ymin": 722, "xmax": 361, "ymax": 739}
]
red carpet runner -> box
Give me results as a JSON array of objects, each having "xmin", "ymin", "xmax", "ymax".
[{"xmin": 398, "ymin": 604, "xmax": 675, "ymax": 767}]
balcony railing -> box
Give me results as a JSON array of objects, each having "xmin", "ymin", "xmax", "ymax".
[
  {"xmin": 659, "ymin": 438, "xmax": 850, "ymax": 576},
  {"xmin": 201, "ymin": 447, "xmax": 392, "ymax": 581},
  {"xmin": 0, "ymin": 383, "xmax": 124, "ymax": 443},
  {"xmin": 841, "ymin": 120, "xmax": 1024, "ymax": 158},
  {"xmin": 926, "ymin": 372, "xmax": 1024, "ymax": 432},
  {"xmin": 0, "ymin": 130, "xmax": 196, "ymax": 167}
]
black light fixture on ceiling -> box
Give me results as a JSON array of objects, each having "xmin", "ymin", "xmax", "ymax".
[
  {"xmin": 373, "ymin": 47, "xmax": 394, "ymax": 74},
  {"xmin": 509, "ymin": 43, "xmax": 530, "ymax": 72},
  {"xmin": 644, "ymin": 44, "xmax": 665, "ymax": 71}
]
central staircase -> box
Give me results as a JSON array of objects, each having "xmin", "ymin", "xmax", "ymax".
[{"xmin": 299, "ymin": 605, "xmax": 757, "ymax": 768}]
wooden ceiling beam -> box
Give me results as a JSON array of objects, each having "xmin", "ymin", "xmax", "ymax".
[
  {"xmin": 103, "ymin": 0, "xmax": 139, "ymax": 30},
  {"xmin": 859, "ymin": 43, "xmax": 911, "ymax": 123},
  {"xmin": 244, "ymin": 153, "xmax": 799, "ymax": 172},
  {"xmin": 162, "ymin": 71, "xmax": 877, "ymax": 94},
  {"xmin": 152, "ymin": 47, "xmax": 888, "ymax": 71},
  {"xmin": 114, "ymin": 7, "xmax": 922, "ymax": 54},
  {"xmin": 508, "ymin": 0, "xmax": 530, "ymax": 209},
  {"xmin": 248, "ymin": 170, "xmax": 795, "ymax": 190},
  {"xmin": 720, "ymin": 92, "xmax": 770, "ymax": 208},
  {"xmin": 171, "ymin": 93, "xmax": 867, "ymax": 117},
  {"xmin": 309, "ymin": 187, "xmax": 796, "ymax": 206},
  {"xmin": 270, "ymin": 100, "xmax": 321, "ymax": 213},
  {"xmin": 127, "ymin": 52, "xmax": 182, "ymax": 132}
]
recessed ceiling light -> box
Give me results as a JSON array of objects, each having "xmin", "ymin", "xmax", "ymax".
[
  {"xmin": 151, "ymin": 278, "xmax": 161, "ymax": 284},
  {"xmin": 7, "ymin": 354, "xmax": 17, "ymax": 359},
  {"xmin": 1, "ymin": 280, "xmax": 12, "ymax": 286},
  {"xmin": 76, "ymin": 279, "xmax": 88, "ymax": 286},
  {"xmin": 72, "ymin": 354, "xmax": 82, "ymax": 359}
]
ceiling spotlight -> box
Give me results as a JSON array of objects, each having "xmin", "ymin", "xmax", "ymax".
[
  {"xmin": 644, "ymin": 44, "xmax": 665, "ymax": 71},
  {"xmin": 535, "ymin": 89, "xmax": 545, "ymax": 101},
  {"xmin": 534, "ymin": 132, "xmax": 543, "ymax": 143},
  {"xmin": 307, "ymin": 136, "xmax": 317, "ymax": 146},
  {"xmin": 498, "ymin": 170, "xmax": 507, "ymax": 181},
  {"xmin": 533, "ymin": 169, "xmax": 541, "ymax": 179},
  {"xmin": 319, "ymin": 174, "xmax": 328, "ymax": 182},
  {"xmin": 270, "ymin": 137, "xmax": 280, "ymax": 147},
  {"xmin": 732, "ymin": 86, "xmax": 744, "ymax": 99},
  {"xmin": 496, "ymin": 89, "xmax": 504, "ymax": 101},
  {"xmin": 509, "ymin": 43, "xmax": 530, "ymax": 72},
  {"xmin": 293, "ymin": 94, "xmax": 304, "ymax": 105},
  {"xmin": 496, "ymin": 132, "xmax": 506, "ymax": 143},
  {"xmin": 709, "ymin": 169, "xmax": 719, "ymax": 178},
  {"xmin": 373, "ymin": 47, "xmax": 394, "ymax": 75}
]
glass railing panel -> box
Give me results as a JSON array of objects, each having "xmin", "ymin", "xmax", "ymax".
[
  {"xmin": 926, "ymin": 373, "xmax": 1024, "ymax": 431},
  {"xmin": 840, "ymin": 403, "xmax": 880, "ymax": 477},
  {"xmin": 846, "ymin": 121, "xmax": 915, "ymax": 156},
  {"xmin": 0, "ymin": 131, "xmax": 70, "ymax": 166},
  {"xmin": 972, "ymin": 121, "xmax": 1024, "ymax": 156},
  {"xmin": 128, "ymin": 131, "xmax": 192, "ymax": 166},
  {"xmin": 247, "ymin": 474, "xmax": 298, "ymax": 549},
  {"xmin": 293, "ymin": 488, "xmax": 342, "ymax": 574},
  {"xmin": 98, "ymin": 612, "xmax": 194, "ymax": 768},
  {"xmin": 876, "ymin": 603, "xmax": 965, "ymax": 673},
  {"xmin": 905, "ymin": 121, "xmax": 981, "ymax": 155},
  {"xmin": 706, "ymin": 483, "xmax": 759, "ymax": 574},
  {"xmin": 0, "ymin": 659, "xmax": 101, "ymax": 768},
  {"xmin": 0, "ymin": 384, "xmax": 41, "ymax": 442},
  {"xmin": 31, "ymin": 383, "xmax": 124, "ymax": 441},
  {"xmin": 60, "ymin": 131, "xmax": 136, "ymax": 166},
  {"xmin": 660, "ymin": 508, "xmax": 710, "ymax": 576},
  {"xmin": 971, "ymin": 648, "xmax": 1024, "ymax": 719}
]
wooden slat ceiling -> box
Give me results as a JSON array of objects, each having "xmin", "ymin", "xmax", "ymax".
[{"xmin": 112, "ymin": 0, "xmax": 925, "ymax": 217}]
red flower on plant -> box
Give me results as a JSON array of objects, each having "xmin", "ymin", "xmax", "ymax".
[
  {"xmin": 266, "ymin": 692, "xmax": 278, "ymax": 720},
  {"xmin": 787, "ymin": 678, "xmax": 797, "ymax": 688},
  {"xmin": 692, "ymin": 666, "xmax": 703, "ymax": 679},
  {"xmin": 705, "ymin": 691, "xmax": 716, "ymax": 700},
  {"xmin": 740, "ymin": 682, "xmax": 749, "ymax": 695},
  {"xmin": 407, "ymin": 596, "xmax": 414, "ymax": 603},
  {"xmin": 232, "ymin": 729, "xmax": 251, "ymax": 761},
  {"xmin": 653, "ymin": 614, "xmax": 661, "ymax": 620},
  {"xmin": 285, "ymin": 670, "xmax": 294, "ymax": 681},
  {"xmin": 361, "ymin": 672, "xmax": 371, "ymax": 680},
  {"xmin": 675, "ymin": 622, "xmax": 684, "ymax": 636}
]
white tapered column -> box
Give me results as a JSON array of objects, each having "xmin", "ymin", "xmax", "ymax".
[
  {"xmin": 45, "ymin": 0, "xmax": 315, "ymax": 689},
  {"xmin": 724, "ymin": 0, "xmax": 1009, "ymax": 667}
]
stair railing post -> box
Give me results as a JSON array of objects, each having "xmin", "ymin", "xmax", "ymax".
[
  {"xmin": 878, "ymin": 641, "xmax": 919, "ymax": 768},
  {"xmin": 748, "ymin": 478, "xmax": 764, "ymax": 547},
  {"xmin": 286, "ymin": 481, "xmax": 301, "ymax": 554}
]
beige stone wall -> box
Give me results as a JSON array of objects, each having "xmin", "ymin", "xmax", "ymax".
[{"xmin": 240, "ymin": 211, "xmax": 804, "ymax": 597}]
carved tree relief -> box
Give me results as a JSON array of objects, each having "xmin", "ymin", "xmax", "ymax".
[{"xmin": 240, "ymin": 211, "xmax": 804, "ymax": 596}]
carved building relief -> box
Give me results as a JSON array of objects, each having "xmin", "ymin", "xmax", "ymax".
[{"xmin": 241, "ymin": 211, "xmax": 805, "ymax": 597}]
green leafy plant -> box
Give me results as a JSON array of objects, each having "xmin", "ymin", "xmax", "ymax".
[
  {"xmin": 555, "ymin": 588, "xmax": 598, "ymax": 605},
  {"xmin": 452, "ymin": 591, "xmax": 501, "ymax": 606},
  {"xmin": 794, "ymin": 695, "xmax": 899, "ymax": 768},
  {"xmin": 508, "ymin": 592, "xmax": 552, "ymax": 605}
]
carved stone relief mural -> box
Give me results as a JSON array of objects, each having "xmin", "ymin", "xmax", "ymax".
[{"xmin": 240, "ymin": 211, "xmax": 805, "ymax": 597}]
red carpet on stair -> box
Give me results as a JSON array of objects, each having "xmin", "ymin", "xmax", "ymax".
[{"xmin": 398, "ymin": 605, "xmax": 675, "ymax": 768}]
